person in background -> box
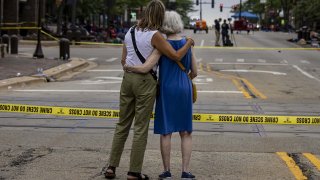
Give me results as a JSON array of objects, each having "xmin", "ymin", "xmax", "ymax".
[
  {"xmin": 124, "ymin": 10, "xmax": 197, "ymax": 180},
  {"xmin": 221, "ymin": 19, "xmax": 229, "ymax": 46},
  {"xmin": 104, "ymin": 1, "xmax": 195, "ymax": 180},
  {"xmin": 214, "ymin": 19, "xmax": 221, "ymax": 46}
]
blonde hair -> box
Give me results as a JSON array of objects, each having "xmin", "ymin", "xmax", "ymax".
[
  {"xmin": 137, "ymin": 0, "xmax": 165, "ymax": 31},
  {"xmin": 161, "ymin": 11, "xmax": 184, "ymax": 35}
]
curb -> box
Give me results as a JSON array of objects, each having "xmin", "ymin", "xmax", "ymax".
[{"xmin": 0, "ymin": 58, "xmax": 89, "ymax": 91}]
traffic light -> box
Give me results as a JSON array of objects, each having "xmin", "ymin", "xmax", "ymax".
[
  {"xmin": 196, "ymin": 0, "xmax": 199, "ymax": 6},
  {"xmin": 211, "ymin": 0, "xmax": 215, "ymax": 8},
  {"xmin": 220, "ymin": 4, "xmax": 223, "ymax": 12}
]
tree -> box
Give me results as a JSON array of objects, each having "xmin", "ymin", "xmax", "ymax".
[
  {"xmin": 293, "ymin": 0, "xmax": 320, "ymax": 30},
  {"xmin": 164, "ymin": 0, "xmax": 194, "ymax": 26}
]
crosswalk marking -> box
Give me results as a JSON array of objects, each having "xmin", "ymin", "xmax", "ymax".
[
  {"xmin": 209, "ymin": 62, "xmax": 288, "ymax": 66},
  {"xmin": 215, "ymin": 58, "xmax": 223, "ymax": 62},
  {"xmin": 258, "ymin": 59, "xmax": 266, "ymax": 63},
  {"xmin": 237, "ymin": 59, "xmax": 245, "ymax": 62},
  {"xmin": 106, "ymin": 58, "xmax": 118, "ymax": 62},
  {"xmin": 220, "ymin": 69, "xmax": 287, "ymax": 75},
  {"xmin": 87, "ymin": 69, "xmax": 123, "ymax": 72},
  {"xmin": 87, "ymin": 58, "xmax": 98, "ymax": 61},
  {"xmin": 300, "ymin": 60, "xmax": 310, "ymax": 64},
  {"xmin": 13, "ymin": 89, "xmax": 242, "ymax": 94}
]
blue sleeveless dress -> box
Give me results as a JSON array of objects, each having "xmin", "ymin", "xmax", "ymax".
[{"xmin": 154, "ymin": 38, "xmax": 193, "ymax": 135}]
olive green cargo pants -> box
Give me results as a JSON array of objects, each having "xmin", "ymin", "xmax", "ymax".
[{"xmin": 108, "ymin": 72, "xmax": 157, "ymax": 173}]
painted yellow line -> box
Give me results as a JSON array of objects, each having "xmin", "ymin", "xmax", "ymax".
[
  {"xmin": 276, "ymin": 152, "xmax": 307, "ymax": 180},
  {"xmin": 303, "ymin": 153, "xmax": 320, "ymax": 171},
  {"xmin": 240, "ymin": 78, "xmax": 267, "ymax": 99},
  {"xmin": 209, "ymin": 70, "xmax": 262, "ymax": 99},
  {"xmin": 232, "ymin": 79, "xmax": 251, "ymax": 99},
  {"xmin": 199, "ymin": 62, "xmax": 204, "ymax": 72},
  {"xmin": 206, "ymin": 64, "xmax": 212, "ymax": 72},
  {"xmin": 195, "ymin": 46, "xmax": 320, "ymax": 51},
  {"xmin": 1, "ymin": 103, "xmax": 320, "ymax": 125}
]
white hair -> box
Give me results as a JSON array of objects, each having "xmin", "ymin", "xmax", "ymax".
[{"xmin": 161, "ymin": 11, "xmax": 184, "ymax": 35}]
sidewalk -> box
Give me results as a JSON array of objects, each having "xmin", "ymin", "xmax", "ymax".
[{"xmin": 0, "ymin": 55, "xmax": 89, "ymax": 91}]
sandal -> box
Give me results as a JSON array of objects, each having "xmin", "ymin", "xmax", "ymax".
[
  {"xmin": 104, "ymin": 166, "xmax": 116, "ymax": 179},
  {"xmin": 127, "ymin": 171, "xmax": 149, "ymax": 180}
]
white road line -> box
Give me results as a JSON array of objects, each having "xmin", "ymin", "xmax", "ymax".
[
  {"xmin": 13, "ymin": 89, "xmax": 242, "ymax": 94},
  {"xmin": 237, "ymin": 59, "xmax": 245, "ymax": 62},
  {"xmin": 95, "ymin": 77, "xmax": 123, "ymax": 80},
  {"xmin": 292, "ymin": 65, "xmax": 320, "ymax": 82},
  {"xmin": 281, "ymin": 60, "xmax": 288, "ymax": 64},
  {"xmin": 197, "ymin": 58, "xmax": 203, "ymax": 62},
  {"xmin": 13, "ymin": 90, "xmax": 120, "ymax": 93},
  {"xmin": 198, "ymin": 91, "xmax": 242, "ymax": 94},
  {"xmin": 208, "ymin": 63, "xmax": 288, "ymax": 66},
  {"xmin": 220, "ymin": 69, "xmax": 287, "ymax": 75},
  {"xmin": 206, "ymin": 78, "xmax": 213, "ymax": 82},
  {"xmin": 200, "ymin": 40, "xmax": 204, "ymax": 47},
  {"xmin": 78, "ymin": 81, "xmax": 121, "ymax": 85},
  {"xmin": 106, "ymin": 58, "xmax": 118, "ymax": 62},
  {"xmin": 215, "ymin": 58, "xmax": 223, "ymax": 62},
  {"xmin": 87, "ymin": 58, "xmax": 98, "ymax": 61},
  {"xmin": 300, "ymin": 60, "xmax": 310, "ymax": 64},
  {"xmin": 258, "ymin": 59, "xmax": 266, "ymax": 63},
  {"xmin": 87, "ymin": 69, "xmax": 123, "ymax": 72}
]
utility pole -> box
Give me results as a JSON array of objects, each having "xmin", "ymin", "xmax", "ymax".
[
  {"xmin": 200, "ymin": 0, "xmax": 202, "ymax": 20},
  {"xmin": 0, "ymin": 0, "xmax": 3, "ymax": 38},
  {"xmin": 239, "ymin": 0, "xmax": 242, "ymax": 19},
  {"xmin": 71, "ymin": 0, "xmax": 77, "ymax": 27},
  {"xmin": 33, "ymin": 0, "xmax": 44, "ymax": 58}
]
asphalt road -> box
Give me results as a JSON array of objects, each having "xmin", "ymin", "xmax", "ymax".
[{"xmin": 0, "ymin": 30, "xmax": 320, "ymax": 179}]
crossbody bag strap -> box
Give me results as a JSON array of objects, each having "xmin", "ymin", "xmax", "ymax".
[
  {"xmin": 130, "ymin": 26, "xmax": 157, "ymax": 81},
  {"xmin": 176, "ymin": 59, "xmax": 192, "ymax": 80}
]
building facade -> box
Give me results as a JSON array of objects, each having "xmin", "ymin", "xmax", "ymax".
[{"xmin": 0, "ymin": 0, "xmax": 46, "ymax": 35}]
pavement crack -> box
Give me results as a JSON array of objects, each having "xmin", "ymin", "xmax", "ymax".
[
  {"xmin": 9, "ymin": 147, "xmax": 53, "ymax": 167},
  {"xmin": 289, "ymin": 153, "xmax": 317, "ymax": 180}
]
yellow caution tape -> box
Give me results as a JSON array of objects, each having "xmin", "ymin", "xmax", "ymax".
[
  {"xmin": 40, "ymin": 30, "xmax": 59, "ymax": 41},
  {"xmin": 0, "ymin": 27, "xmax": 40, "ymax": 30},
  {"xmin": 1, "ymin": 103, "xmax": 320, "ymax": 125},
  {"xmin": 1, "ymin": 22, "xmax": 37, "ymax": 25}
]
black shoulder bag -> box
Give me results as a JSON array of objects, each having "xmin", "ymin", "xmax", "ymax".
[{"xmin": 130, "ymin": 26, "xmax": 157, "ymax": 81}]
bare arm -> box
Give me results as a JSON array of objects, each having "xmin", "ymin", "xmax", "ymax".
[
  {"xmin": 124, "ymin": 49, "xmax": 161, "ymax": 73},
  {"xmin": 121, "ymin": 44, "xmax": 127, "ymax": 67},
  {"xmin": 189, "ymin": 47, "xmax": 198, "ymax": 80},
  {"xmin": 151, "ymin": 32, "xmax": 194, "ymax": 61}
]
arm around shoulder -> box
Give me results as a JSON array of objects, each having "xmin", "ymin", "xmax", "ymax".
[
  {"xmin": 124, "ymin": 49, "xmax": 161, "ymax": 73},
  {"xmin": 151, "ymin": 32, "xmax": 194, "ymax": 61}
]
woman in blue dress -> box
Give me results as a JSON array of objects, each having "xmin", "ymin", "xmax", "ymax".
[{"xmin": 125, "ymin": 11, "xmax": 198, "ymax": 180}]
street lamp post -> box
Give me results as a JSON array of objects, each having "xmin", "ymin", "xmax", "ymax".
[{"xmin": 33, "ymin": 0, "xmax": 44, "ymax": 58}]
